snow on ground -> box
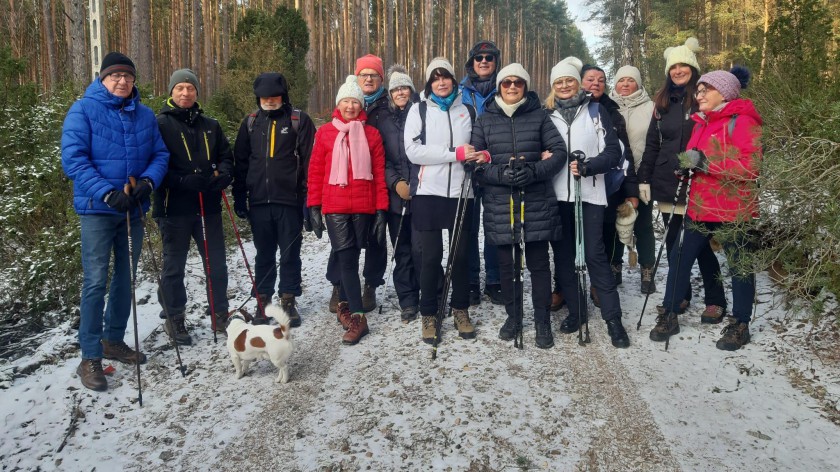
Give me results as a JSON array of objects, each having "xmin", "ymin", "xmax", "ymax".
[{"xmin": 1, "ymin": 222, "xmax": 839, "ymax": 471}]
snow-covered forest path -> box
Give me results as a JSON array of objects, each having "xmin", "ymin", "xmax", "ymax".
[{"xmin": 2, "ymin": 229, "xmax": 839, "ymax": 471}]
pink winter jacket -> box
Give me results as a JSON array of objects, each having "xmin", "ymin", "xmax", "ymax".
[{"xmin": 685, "ymin": 98, "xmax": 762, "ymax": 223}]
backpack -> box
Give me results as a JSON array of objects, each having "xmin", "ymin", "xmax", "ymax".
[
  {"xmin": 588, "ymin": 102, "xmax": 628, "ymax": 196},
  {"xmin": 247, "ymin": 108, "xmax": 301, "ymax": 135},
  {"xmin": 416, "ymin": 100, "xmax": 476, "ymax": 145}
]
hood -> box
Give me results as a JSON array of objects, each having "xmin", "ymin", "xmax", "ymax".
[
  {"xmin": 692, "ymin": 98, "xmax": 762, "ymax": 126},
  {"xmin": 159, "ymin": 98, "xmax": 203, "ymax": 124},
  {"xmin": 463, "ymin": 40, "xmax": 501, "ymax": 79},
  {"xmin": 85, "ymin": 78, "xmax": 139, "ymax": 110},
  {"xmin": 253, "ymin": 72, "xmax": 291, "ymax": 107}
]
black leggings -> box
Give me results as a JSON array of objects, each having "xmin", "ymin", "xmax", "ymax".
[
  {"xmin": 336, "ymin": 247, "xmax": 363, "ymax": 313},
  {"xmin": 497, "ymin": 241, "xmax": 551, "ymax": 323},
  {"xmin": 416, "ymin": 228, "xmax": 471, "ymax": 315}
]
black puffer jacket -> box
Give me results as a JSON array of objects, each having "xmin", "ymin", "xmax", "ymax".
[
  {"xmin": 232, "ymin": 103, "xmax": 316, "ymax": 208},
  {"xmin": 364, "ymin": 94, "xmax": 391, "ymax": 130},
  {"xmin": 471, "ymin": 92, "xmax": 567, "ymax": 245},
  {"xmin": 598, "ymin": 95, "xmax": 639, "ymax": 199},
  {"xmin": 637, "ymin": 88, "xmax": 697, "ymax": 203},
  {"xmin": 153, "ymin": 99, "xmax": 233, "ymax": 217},
  {"xmin": 379, "ymin": 95, "xmax": 420, "ymax": 214}
]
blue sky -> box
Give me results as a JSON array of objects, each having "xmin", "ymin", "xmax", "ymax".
[{"xmin": 565, "ymin": 0, "xmax": 603, "ymax": 53}]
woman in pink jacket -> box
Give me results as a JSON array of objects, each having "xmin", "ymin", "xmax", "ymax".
[{"xmin": 653, "ymin": 67, "xmax": 761, "ymax": 351}]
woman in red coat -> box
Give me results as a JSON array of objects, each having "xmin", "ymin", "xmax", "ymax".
[
  {"xmin": 654, "ymin": 67, "xmax": 762, "ymax": 351},
  {"xmin": 308, "ymin": 76, "xmax": 389, "ymax": 345}
]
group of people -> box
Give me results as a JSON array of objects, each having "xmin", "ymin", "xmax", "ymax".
[{"xmin": 62, "ymin": 38, "xmax": 762, "ymax": 392}]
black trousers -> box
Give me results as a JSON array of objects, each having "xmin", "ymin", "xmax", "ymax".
[
  {"xmin": 416, "ymin": 227, "xmax": 471, "ymax": 315},
  {"xmin": 551, "ymin": 201, "xmax": 622, "ymax": 321},
  {"xmin": 157, "ymin": 213, "xmax": 228, "ymax": 317},
  {"xmin": 249, "ymin": 203, "xmax": 303, "ymax": 298},
  {"xmin": 662, "ymin": 213, "xmax": 726, "ymax": 307},
  {"xmin": 387, "ymin": 211, "xmax": 420, "ymax": 309},
  {"xmin": 326, "ymin": 237, "xmax": 387, "ymax": 288},
  {"xmin": 497, "ymin": 241, "xmax": 551, "ymax": 324},
  {"xmin": 336, "ymin": 247, "xmax": 364, "ymax": 313}
]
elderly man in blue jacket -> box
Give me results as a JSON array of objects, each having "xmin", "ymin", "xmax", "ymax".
[{"xmin": 61, "ymin": 52, "xmax": 169, "ymax": 392}]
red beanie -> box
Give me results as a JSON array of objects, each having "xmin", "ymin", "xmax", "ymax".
[{"xmin": 355, "ymin": 54, "xmax": 385, "ymax": 79}]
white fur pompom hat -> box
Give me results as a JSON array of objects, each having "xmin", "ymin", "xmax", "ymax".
[
  {"xmin": 335, "ymin": 75, "xmax": 365, "ymax": 105},
  {"xmin": 550, "ymin": 56, "xmax": 584, "ymax": 85},
  {"xmin": 664, "ymin": 37, "xmax": 702, "ymax": 73},
  {"xmin": 496, "ymin": 63, "xmax": 531, "ymax": 90}
]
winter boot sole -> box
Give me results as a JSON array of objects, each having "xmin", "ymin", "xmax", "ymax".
[{"xmin": 649, "ymin": 325, "xmax": 680, "ymax": 342}]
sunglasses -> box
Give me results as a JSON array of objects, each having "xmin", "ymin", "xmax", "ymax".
[
  {"xmin": 500, "ymin": 79, "xmax": 526, "ymax": 89},
  {"xmin": 474, "ymin": 54, "xmax": 495, "ymax": 63}
]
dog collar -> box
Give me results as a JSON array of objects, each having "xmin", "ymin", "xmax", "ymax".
[{"xmin": 228, "ymin": 313, "xmax": 248, "ymax": 323}]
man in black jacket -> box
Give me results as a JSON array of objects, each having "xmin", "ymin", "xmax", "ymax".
[
  {"xmin": 232, "ymin": 72, "xmax": 315, "ymax": 326},
  {"xmin": 154, "ymin": 68, "xmax": 234, "ymax": 345}
]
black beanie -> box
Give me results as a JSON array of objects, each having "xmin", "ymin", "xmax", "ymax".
[
  {"xmin": 101, "ymin": 52, "xmax": 136, "ymax": 79},
  {"xmin": 254, "ymin": 73, "xmax": 289, "ymax": 99}
]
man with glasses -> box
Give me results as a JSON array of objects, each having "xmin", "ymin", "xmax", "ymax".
[
  {"xmin": 460, "ymin": 40, "xmax": 503, "ymax": 306},
  {"xmin": 324, "ymin": 54, "xmax": 389, "ymax": 314},
  {"xmin": 62, "ymin": 52, "xmax": 169, "ymax": 391}
]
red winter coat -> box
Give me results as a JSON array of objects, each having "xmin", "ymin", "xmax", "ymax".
[
  {"xmin": 307, "ymin": 109, "xmax": 388, "ymax": 214},
  {"xmin": 685, "ymin": 98, "xmax": 762, "ymax": 223}
]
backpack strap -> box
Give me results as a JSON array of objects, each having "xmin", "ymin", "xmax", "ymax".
[
  {"xmin": 465, "ymin": 103, "xmax": 477, "ymax": 124},
  {"xmin": 247, "ymin": 112, "xmax": 258, "ymax": 134},
  {"xmin": 727, "ymin": 114, "xmax": 738, "ymax": 136},
  {"xmin": 417, "ymin": 101, "xmax": 428, "ymax": 145},
  {"xmin": 291, "ymin": 108, "xmax": 301, "ymax": 134}
]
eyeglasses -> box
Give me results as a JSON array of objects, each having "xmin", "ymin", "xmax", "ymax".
[
  {"xmin": 390, "ymin": 86, "xmax": 411, "ymax": 93},
  {"xmin": 474, "ymin": 54, "xmax": 495, "ymax": 63},
  {"xmin": 500, "ymin": 79, "xmax": 526, "ymax": 89},
  {"xmin": 694, "ymin": 87, "xmax": 713, "ymax": 98},
  {"xmin": 108, "ymin": 73, "xmax": 135, "ymax": 84},
  {"xmin": 358, "ymin": 73, "xmax": 381, "ymax": 81},
  {"xmin": 554, "ymin": 78, "xmax": 578, "ymax": 87}
]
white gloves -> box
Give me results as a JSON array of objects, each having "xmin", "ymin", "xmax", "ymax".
[{"xmin": 638, "ymin": 183, "xmax": 651, "ymax": 205}]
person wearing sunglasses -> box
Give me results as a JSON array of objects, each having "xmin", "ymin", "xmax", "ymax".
[
  {"xmin": 460, "ymin": 40, "xmax": 505, "ymax": 308},
  {"xmin": 544, "ymin": 56, "xmax": 630, "ymax": 348},
  {"xmin": 470, "ymin": 64, "xmax": 566, "ymax": 348}
]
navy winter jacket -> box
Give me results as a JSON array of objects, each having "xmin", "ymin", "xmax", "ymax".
[{"xmin": 61, "ymin": 79, "xmax": 169, "ymax": 215}]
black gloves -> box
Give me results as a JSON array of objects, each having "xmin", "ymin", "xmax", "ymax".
[
  {"xmin": 502, "ymin": 167, "xmax": 515, "ymax": 186},
  {"xmin": 105, "ymin": 190, "xmax": 134, "ymax": 213},
  {"xmin": 302, "ymin": 202, "xmax": 312, "ymax": 232},
  {"xmin": 571, "ymin": 151, "xmax": 590, "ymax": 178},
  {"xmin": 207, "ymin": 173, "xmax": 233, "ymax": 192},
  {"xmin": 309, "ymin": 206, "xmax": 324, "ymax": 239},
  {"xmin": 512, "ymin": 164, "xmax": 536, "ymax": 187},
  {"xmin": 372, "ymin": 210, "xmax": 387, "ymax": 248},
  {"xmin": 131, "ymin": 178, "xmax": 154, "ymax": 202},
  {"xmin": 234, "ymin": 197, "xmax": 248, "ymax": 218},
  {"xmin": 181, "ymin": 173, "xmax": 208, "ymax": 192}
]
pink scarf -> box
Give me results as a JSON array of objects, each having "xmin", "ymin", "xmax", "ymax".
[{"xmin": 329, "ymin": 118, "xmax": 372, "ymax": 185}]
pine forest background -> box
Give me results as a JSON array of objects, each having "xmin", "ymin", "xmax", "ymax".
[{"xmin": 0, "ymin": 0, "xmax": 839, "ymax": 342}]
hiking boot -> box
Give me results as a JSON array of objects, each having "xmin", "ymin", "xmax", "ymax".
[
  {"xmin": 164, "ymin": 314, "xmax": 192, "ymax": 345},
  {"xmin": 590, "ymin": 287, "xmax": 601, "ymax": 308},
  {"xmin": 656, "ymin": 299, "xmax": 689, "ymax": 315},
  {"xmin": 605, "ymin": 318, "xmax": 630, "ymax": 348},
  {"xmin": 716, "ymin": 317, "xmax": 750, "ymax": 351},
  {"xmin": 253, "ymin": 294, "xmax": 272, "ymax": 325},
  {"xmin": 534, "ymin": 320, "xmax": 554, "ymax": 349},
  {"xmin": 328, "ymin": 285, "xmax": 340, "ymax": 313},
  {"xmin": 342, "ymin": 313, "xmax": 369, "ymax": 345},
  {"xmin": 452, "ymin": 308, "xmax": 476, "ymax": 339},
  {"xmin": 421, "ymin": 315, "xmax": 437, "ymax": 344},
  {"xmin": 76, "ymin": 358, "xmax": 107, "ymax": 391},
  {"xmin": 498, "ymin": 316, "xmax": 520, "ymax": 341},
  {"xmin": 400, "ymin": 305, "xmax": 418, "ymax": 323},
  {"xmin": 101, "ymin": 339, "xmax": 147, "ymax": 365},
  {"xmin": 640, "ymin": 265, "xmax": 656, "ymax": 294},
  {"xmin": 700, "ymin": 305, "xmax": 726, "ymax": 324},
  {"xmin": 559, "ymin": 313, "xmax": 586, "ymax": 334},
  {"xmin": 336, "ymin": 301, "xmax": 352, "ymax": 330},
  {"xmin": 484, "ymin": 284, "xmax": 504, "ymax": 305},
  {"xmin": 281, "ymin": 293, "xmax": 302, "ymax": 327},
  {"xmin": 213, "ymin": 312, "xmax": 229, "ymax": 334},
  {"xmin": 649, "ymin": 312, "xmax": 679, "ymax": 342},
  {"xmin": 362, "ymin": 284, "xmax": 377, "ymax": 312},
  {"xmin": 612, "ymin": 264, "xmax": 623, "ymax": 285},
  {"xmin": 469, "ymin": 284, "xmax": 481, "ymax": 307},
  {"xmin": 550, "ymin": 291, "xmax": 566, "ymax": 311}
]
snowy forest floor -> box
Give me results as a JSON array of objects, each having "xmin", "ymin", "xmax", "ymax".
[{"xmin": 1, "ymin": 222, "xmax": 839, "ymax": 471}]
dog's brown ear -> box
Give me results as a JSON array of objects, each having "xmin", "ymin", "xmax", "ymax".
[
  {"xmin": 232, "ymin": 308, "xmax": 254, "ymax": 323},
  {"xmin": 273, "ymin": 327, "xmax": 285, "ymax": 340}
]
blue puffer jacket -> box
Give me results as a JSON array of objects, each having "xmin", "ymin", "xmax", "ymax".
[
  {"xmin": 460, "ymin": 76, "xmax": 496, "ymax": 116},
  {"xmin": 61, "ymin": 79, "xmax": 169, "ymax": 215}
]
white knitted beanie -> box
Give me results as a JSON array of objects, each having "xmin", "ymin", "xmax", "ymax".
[
  {"xmin": 664, "ymin": 37, "xmax": 701, "ymax": 74},
  {"xmin": 387, "ymin": 64, "xmax": 415, "ymax": 92},
  {"xmin": 614, "ymin": 65, "xmax": 642, "ymax": 88},
  {"xmin": 496, "ymin": 63, "xmax": 531, "ymax": 90},
  {"xmin": 335, "ymin": 75, "xmax": 365, "ymax": 105},
  {"xmin": 550, "ymin": 57, "xmax": 583, "ymax": 84},
  {"xmin": 425, "ymin": 57, "xmax": 456, "ymax": 82}
]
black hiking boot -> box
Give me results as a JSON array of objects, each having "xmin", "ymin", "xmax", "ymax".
[
  {"xmin": 400, "ymin": 305, "xmax": 418, "ymax": 323},
  {"xmin": 605, "ymin": 318, "xmax": 630, "ymax": 348},
  {"xmin": 76, "ymin": 358, "xmax": 107, "ymax": 391},
  {"xmin": 252, "ymin": 294, "xmax": 271, "ymax": 325},
  {"xmin": 640, "ymin": 265, "xmax": 656, "ymax": 294},
  {"xmin": 612, "ymin": 264, "xmax": 623, "ymax": 286},
  {"xmin": 498, "ymin": 316, "xmax": 520, "ymax": 341},
  {"xmin": 483, "ymin": 284, "xmax": 504, "ymax": 305},
  {"xmin": 281, "ymin": 293, "xmax": 302, "ymax": 327},
  {"xmin": 164, "ymin": 314, "xmax": 192, "ymax": 345},
  {"xmin": 534, "ymin": 320, "xmax": 554, "ymax": 349},
  {"xmin": 716, "ymin": 317, "xmax": 750, "ymax": 351},
  {"xmin": 559, "ymin": 313, "xmax": 586, "ymax": 334},
  {"xmin": 469, "ymin": 284, "xmax": 482, "ymax": 307},
  {"xmin": 649, "ymin": 311, "xmax": 679, "ymax": 342},
  {"xmin": 362, "ymin": 284, "xmax": 377, "ymax": 312}
]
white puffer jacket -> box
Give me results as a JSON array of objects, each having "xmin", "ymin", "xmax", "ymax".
[
  {"xmin": 610, "ymin": 88, "xmax": 655, "ymax": 172},
  {"xmin": 404, "ymin": 94, "xmax": 474, "ymax": 199}
]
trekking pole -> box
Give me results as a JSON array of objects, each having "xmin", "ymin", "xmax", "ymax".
[
  {"xmin": 664, "ymin": 170, "xmax": 694, "ymax": 351},
  {"xmin": 508, "ymin": 156, "xmax": 525, "ymax": 350},
  {"xmin": 516, "ymin": 157, "xmax": 526, "ymax": 349},
  {"xmin": 128, "ymin": 177, "xmax": 187, "ymax": 377},
  {"xmin": 123, "ymin": 181, "xmax": 143, "ymax": 407},
  {"xmin": 433, "ymin": 165, "xmax": 473, "ymax": 360},
  {"xmin": 379, "ymin": 200, "xmax": 407, "ymax": 315},
  {"xmin": 636, "ymin": 177, "xmax": 686, "ymax": 330},
  {"xmin": 220, "ymin": 188, "xmax": 265, "ymax": 319},
  {"xmin": 571, "ymin": 152, "xmax": 591, "ymax": 346},
  {"xmin": 197, "ymin": 189, "xmax": 218, "ymax": 343}
]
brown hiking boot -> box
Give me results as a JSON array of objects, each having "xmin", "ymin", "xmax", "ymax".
[
  {"xmin": 253, "ymin": 294, "xmax": 272, "ymax": 325},
  {"xmin": 656, "ymin": 299, "xmax": 689, "ymax": 315},
  {"xmin": 421, "ymin": 315, "xmax": 437, "ymax": 345},
  {"xmin": 164, "ymin": 314, "xmax": 193, "ymax": 345},
  {"xmin": 281, "ymin": 293, "xmax": 301, "ymax": 327},
  {"xmin": 336, "ymin": 301, "xmax": 352, "ymax": 330},
  {"xmin": 716, "ymin": 317, "xmax": 750, "ymax": 351},
  {"xmin": 550, "ymin": 291, "xmax": 566, "ymax": 311},
  {"xmin": 590, "ymin": 286, "xmax": 601, "ymax": 308},
  {"xmin": 452, "ymin": 308, "xmax": 476, "ymax": 339},
  {"xmin": 649, "ymin": 312, "xmax": 679, "ymax": 342},
  {"xmin": 328, "ymin": 285, "xmax": 339, "ymax": 313},
  {"xmin": 76, "ymin": 358, "xmax": 107, "ymax": 391},
  {"xmin": 362, "ymin": 284, "xmax": 377, "ymax": 312},
  {"xmin": 640, "ymin": 265, "xmax": 656, "ymax": 294},
  {"xmin": 101, "ymin": 339, "xmax": 147, "ymax": 365},
  {"xmin": 342, "ymin": 313, "xmax": 369, "ymax": 345},
  {"xmin": 700, "ymin": 305, "xmax": 726, "ymax": 324}
]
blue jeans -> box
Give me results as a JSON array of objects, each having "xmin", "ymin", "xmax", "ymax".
[
  {"xmin": 468, "ymin": 194, "xmax": 500, "ymax": 287},
  {"xmin": 78, "ymin": 214, "xmax": 143, "ymax": 359}
]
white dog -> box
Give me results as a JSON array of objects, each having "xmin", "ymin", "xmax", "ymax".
[{"xmin": 226, "ymin": 304, "xmax": 294, "ymax": 383}]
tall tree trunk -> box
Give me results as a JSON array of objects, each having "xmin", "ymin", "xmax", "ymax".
[
  {"xmin": 40, "ymin": 0, "xmax": 57, "ymax": 90},
  {"xmin": 385, "ymin": 0, "xmax": 395, "ymax": 65},
  {"xmin": 759, "ymin": 0, "xmax": 771, "ymax": 79},
  {"xmin": 130, "ymin": 0, "xmax": 152, "ymax": 82},
  {"xmin": 63, "ymin": 0, "xmax": 87, "ymax": 86},
  {"xmin": 621, "ymin": 0, "xmax": 639, "ymax": 66}
]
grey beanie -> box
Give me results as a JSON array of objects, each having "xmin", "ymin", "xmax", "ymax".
[{"xmin": 169, "ymin": 68, "xmax": 199, "ymax": 94}]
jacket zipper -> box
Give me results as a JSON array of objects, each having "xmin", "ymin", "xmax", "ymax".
[
  {"xmin": 180, "ymin": 133, "xmax": 193, "ymax": 162},
  {"xmin": 203, "ymin": 132, "xmax": 211, "ymax": 161},
  {"xmin": 447, "ymin": 108, "xmax": 454, "ymax": 198},
  {"xmin": 265, "ymin": 117, "xmax": 272, "ymax": 203}
]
